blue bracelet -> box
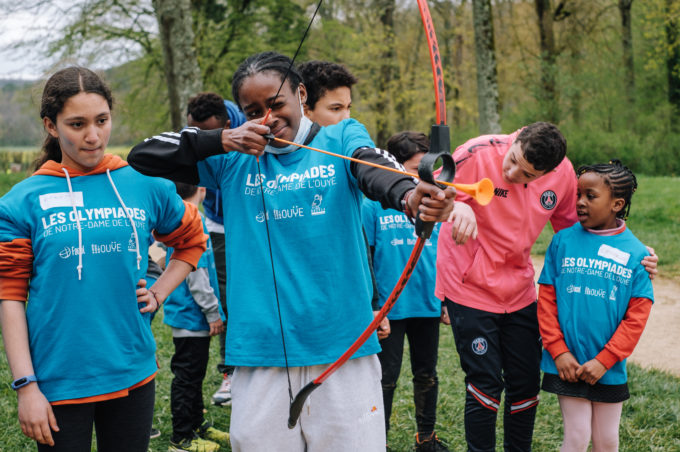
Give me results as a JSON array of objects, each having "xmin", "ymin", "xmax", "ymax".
[{"xmin": 10, "ymin": 375, "xmax": 37, "ymax": 390}]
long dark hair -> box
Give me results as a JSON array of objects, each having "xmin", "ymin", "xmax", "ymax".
[{"xmin": 35, "ymin": 67, "xmax": 113, "ymax": 170}]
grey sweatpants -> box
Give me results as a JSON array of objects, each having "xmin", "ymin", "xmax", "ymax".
[{"xmin": 229, "ymin": 355, "xmax": 386, "ymax": 452}]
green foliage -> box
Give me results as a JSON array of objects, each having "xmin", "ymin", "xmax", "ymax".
[
  {"xmin": 0, "ymin": 80, "xmax": 43, "ymax": 147},
  {"xmin": 2, "ymin": 0, "xmax": 680, "ymax": 176},
  {"xmin": 194, "ymin": 0, "xmax": 311, "ymax": 100}
]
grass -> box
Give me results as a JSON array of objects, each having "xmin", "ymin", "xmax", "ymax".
[
  {"xmin": 0, "ymin": 174, "xmax": 679, "ymax": 450},
  {"xmin": 1, "ymin": 319, "xmax": 679, "ymax": 451}
]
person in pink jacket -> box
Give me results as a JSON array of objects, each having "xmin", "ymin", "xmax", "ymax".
[{"xmin": 437, "ymin": 122, "xmax": 657, "ymax": 452}]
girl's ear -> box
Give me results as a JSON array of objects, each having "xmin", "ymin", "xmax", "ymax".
[
  {"xmin": 612, "ymin": 197, "xmax": 626, "ymax": 214},
  {"xmin": 43, "ymin": 117, "xmax": 59, "ymax": 138}
]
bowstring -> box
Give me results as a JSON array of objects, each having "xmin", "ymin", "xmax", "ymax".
[{"xmin": 256, "ymin": 0, "xmax": 324, "ymax": 404}]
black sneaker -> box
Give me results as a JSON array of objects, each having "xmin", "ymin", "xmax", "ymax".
[{"xmin": 414, "ymin": 432, "xmax": 450, "ymax": 452}]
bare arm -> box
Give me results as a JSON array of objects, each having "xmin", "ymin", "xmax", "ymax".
[
  {"xmin": 0, "ymin": 300, "xmax": 58, "ymax": 446},
  {"xmin": 146, "ymin": 259, "xmax": 194, "ymax": 307}
]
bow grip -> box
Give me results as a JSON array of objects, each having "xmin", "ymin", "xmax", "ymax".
[{"xmin": 415, "ymin": 124, "xmax": 456, "ymax": 239}]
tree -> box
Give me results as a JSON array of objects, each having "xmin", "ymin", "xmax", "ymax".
[
  {"xmin": 472, "ymin": 0, "xmax": 501, "ymax": 134},
  {"xmin": 374, "ymin": 0, "xmax": 397, "ymax": 146},
  {"xmin": 666, "ymin": 0, "xmax": 680, "ymax": 127},
  {"xmin": 534, "ymin": 0, "xmax": 559, "ymax": 123},
  {"xmin": 0, "ymin": 0, "xmax": 310, "ymax": 135},
  {"xmin": 152, "ymin": 0, "xmax": 202, "ymax": 130},
  {"xmin": 619, "ymin": 0, "xmax": 636, "ymax": 104}
]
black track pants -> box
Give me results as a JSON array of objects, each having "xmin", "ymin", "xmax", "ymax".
[
  {"xmin": 171, "ymin": 336, "xmax": 210, "ymax": 443},
  {"xmin": 37, "ymin": 380, "xmax": 155, "ymax": 452},
  {"xmin": 447, "ymin": 300, "xmax": 541, "ymax": 452},
  {"xmin": 379, "ymin": 316, "xmax": 440, "ymax": 435}
]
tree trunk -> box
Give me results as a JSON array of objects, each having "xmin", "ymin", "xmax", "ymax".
[
  {"xmin": 535, "ymin": 0, "xmax": 559, "ymax": 124},
  {"xmin": 375, "ymin": 0, "xmax": 396, "ymax": 147},
  {"xmin": 472, "ymin": 0, "xmax": 501, "ymax": 134},
  {"xmin": 152, "ymin": 0, "xmax": 203, "ymax": 130},
  {"xmin": 619, "ymin": 0, "xmax": 635, "ymax": 105},
  {"xmin": 667, "ymin": 0, "xmax": 680, "ymax": 129},
  {"xmin": 568, "ymin": 46, "xmax": 582, "ymax": 125}
]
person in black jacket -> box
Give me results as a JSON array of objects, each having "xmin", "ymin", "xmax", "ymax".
[{"xmin": 128, "ymin": 51, "xmax": 455, "ymax": 452}]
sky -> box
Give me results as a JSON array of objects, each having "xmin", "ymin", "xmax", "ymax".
[
  {"xmin": 0, "ymin": 10, "xmax": 54, "ymax": 80},
  {"xmin": 0, "ymin": 3, "xmax": 147, "ymax": 81}
]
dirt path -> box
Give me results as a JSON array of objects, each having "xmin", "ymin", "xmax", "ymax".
[{"xmin": 531, "ymin": 256, "xmax": 680, "ymax": 377}]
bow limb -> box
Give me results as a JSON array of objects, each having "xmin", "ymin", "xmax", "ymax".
[
  {"xmin": 415, "ymin": 0, "xmax": 456, "ymax": 238},
  {"xmin": 287, "ymin": 0, "xmax": 454, "ymax": 429},
  {"xmin": 287, "ymin": 237, "xmax": 425, "ymax": 428}
]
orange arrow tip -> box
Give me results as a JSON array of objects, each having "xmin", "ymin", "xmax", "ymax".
[{"xmin": 453, "ymin": 178, "xmax": 494, "ymax": 206}]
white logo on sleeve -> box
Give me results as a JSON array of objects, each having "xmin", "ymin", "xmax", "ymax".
[{"xmin": 40, "ymin": 192, "xmax": 84, "ymax": 210}]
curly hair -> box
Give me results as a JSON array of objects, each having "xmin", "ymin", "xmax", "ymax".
[
  {"xmin": 516, "ymin": 122, "xmax": 566, "ymax": 172},
  {"xmin": 386, "ymin": 131, "xmax": 429, "ymax": 164},
  {"xmin": 187, "ymin": 92, "xmax": 228, "ymax": 125},
  {"xmin": 298, "ymin": 60, "xmax": 357, "ymax": 109}
]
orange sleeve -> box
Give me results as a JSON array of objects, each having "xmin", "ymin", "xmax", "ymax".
[
  {"xmin": 537, "ymin": 284, "xmax": 570, "ymax": 359},
  {"xmin": 153, "ymin": 202, "xmax": 207, "ymax": 270},
  {"xmin": 595, "ymin": 297, "xmax": 653, "ymax": 369},
  {"xmin": 0, "ymin": 238, "xmax": 33, "ymax": 301}
]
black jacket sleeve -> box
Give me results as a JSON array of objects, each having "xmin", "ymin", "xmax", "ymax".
[
  {"xmin": 350, "ymin": 146, "xmax": 417, "ymax": 212},
  {"xmin": 127, "ymin": 128, "xmax": 224, "ymax": 184}
]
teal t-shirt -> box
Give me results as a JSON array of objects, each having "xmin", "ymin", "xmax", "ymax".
[
  {"xmin": 538, "ymin": 223, "xmax": 654, "ymax": 385},
  {"xmin": 0, "ymin": 164, "xmax": 185, "ymax": 401},
  {"xmin": 197, "ymin": 119, "xmax": 380, "ymax": 367},
  {"xmin": 362, "ymin": 199, "xmax": 440, "ymax": 319},
  {"xmin": 164, "ymin": 215, "xmax": 225, "ymax": 331}
]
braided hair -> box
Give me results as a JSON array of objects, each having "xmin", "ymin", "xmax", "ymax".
[
  {"xmin": 577, "ymin": 159, "xmax": 638, "ymax": 220},
  {"xmin": 231, "ymin": 51, "xmax": 303, "ymax": 109}
]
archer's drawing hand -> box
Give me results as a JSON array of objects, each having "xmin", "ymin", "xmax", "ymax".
[{"xmin": 222, "ymin": 120, "xmax": 270, "ymax": 157}]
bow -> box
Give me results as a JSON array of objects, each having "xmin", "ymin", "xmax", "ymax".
[{"xmin": 287, "ymin": 0, "xmax": 455, "ymax": 428}]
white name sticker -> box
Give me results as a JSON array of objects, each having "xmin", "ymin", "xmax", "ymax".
[
  {"xmin": 39, "ymin": 192, "xmax": 84, "ymax": 210},
  {"xmin": 597, "ymin": 243, "xmax": 630, "ymax": 266}
]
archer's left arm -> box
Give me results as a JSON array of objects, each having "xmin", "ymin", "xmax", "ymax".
[
  {"xmin": 351, "ymin": 147, "xmax": 455, "ymax": 222},
  {"xmin": 351, "ymin": 147, "xmax": 415, "ymax": 211}
]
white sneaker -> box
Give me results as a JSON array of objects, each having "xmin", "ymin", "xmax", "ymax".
[{"xmin": 212, "ymin": 374, "xmax": 231, "ymax": 406}]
